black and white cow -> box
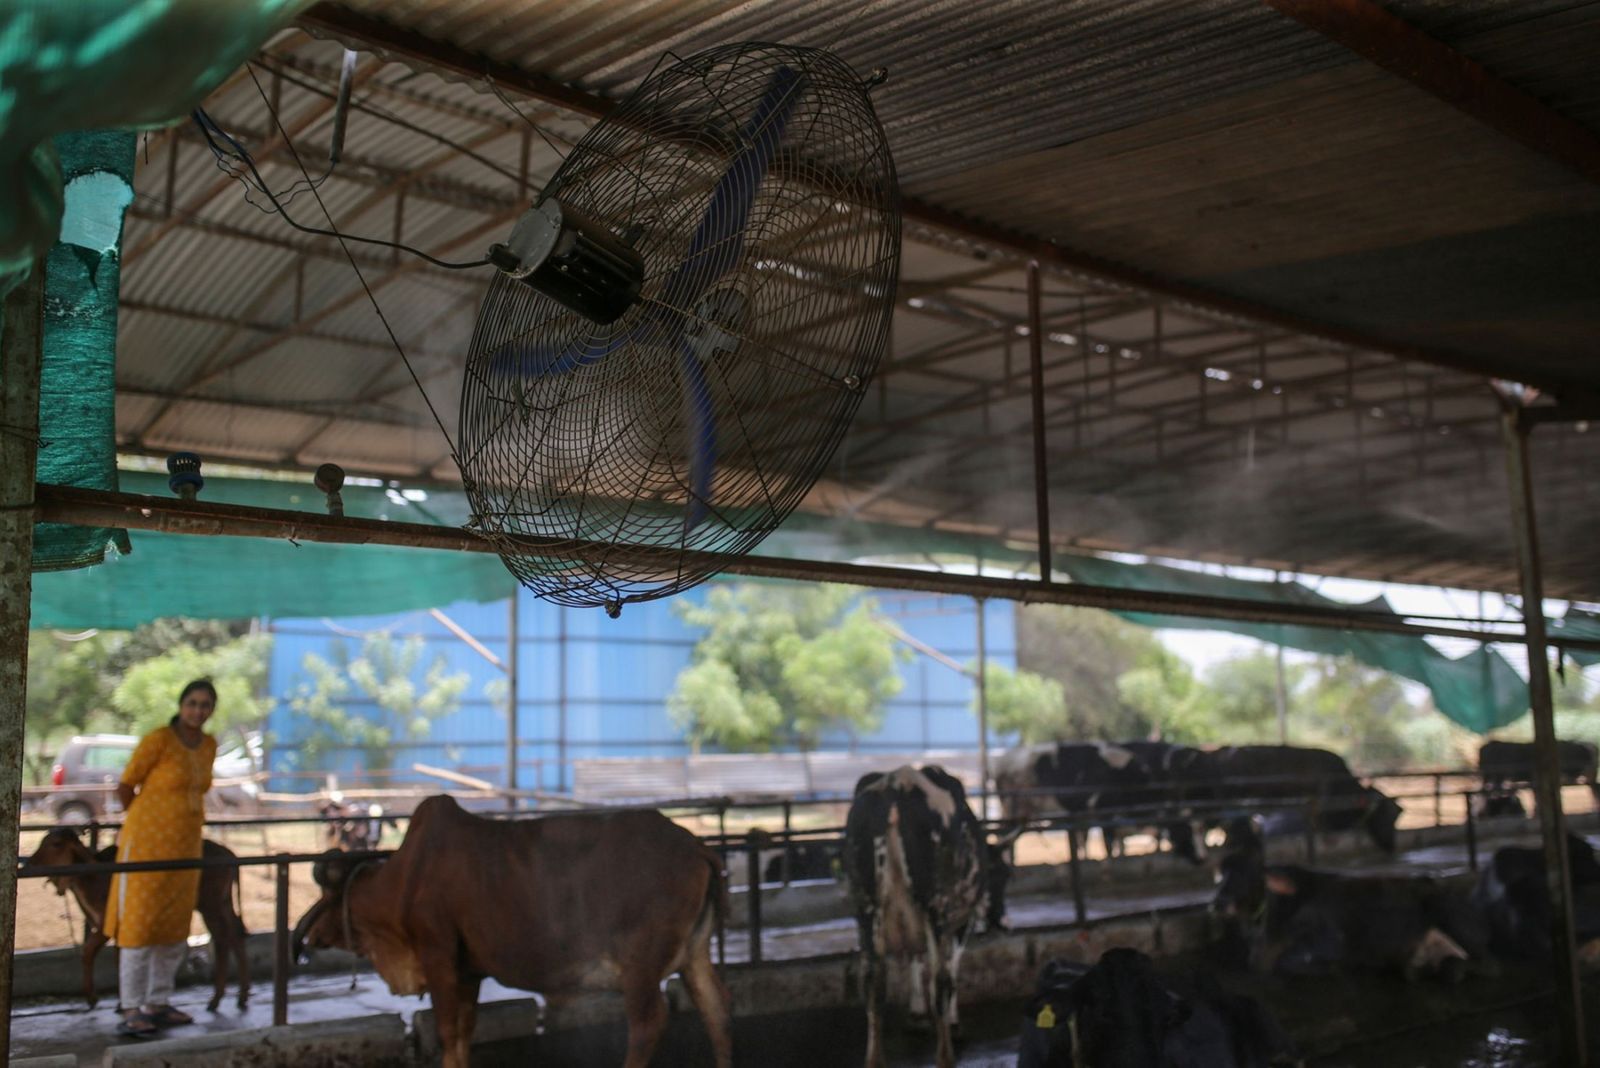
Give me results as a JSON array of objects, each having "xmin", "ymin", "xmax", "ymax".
[
  {"xmin": 995, "ymin": 742, "xmax": 1185, "ymax": 860},
  {"xmin": 843, "ymin": 765, "xmax": 1013, "ymax": 1068},
  {"xmin": 1018, "ymin": 949, "xmax": 1299, "ymax": 1068}
]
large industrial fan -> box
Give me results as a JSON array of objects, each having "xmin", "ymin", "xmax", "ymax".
[{"xmin": 459, "ymin": 42, "xmax": 900, "ymax": 614}]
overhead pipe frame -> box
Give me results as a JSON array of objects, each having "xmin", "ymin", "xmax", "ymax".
[{"xmin": 33, "ymin": 482, "xmax": 1600, "ymax": 654}]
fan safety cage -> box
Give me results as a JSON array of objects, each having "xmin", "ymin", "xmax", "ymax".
[{"xmin": 459, "ymin": 42, "xmax": 901, "ymax": 611}]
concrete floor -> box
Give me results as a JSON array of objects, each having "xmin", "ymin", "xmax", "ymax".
[{"xmin": 8, "ymin": 825, "xmax": 1572, "ymax": 1066}]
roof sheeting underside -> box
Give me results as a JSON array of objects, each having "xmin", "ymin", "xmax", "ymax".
[{"xmin": 113, "ymin": 5, "xmax": 1600, "ymax": 599}]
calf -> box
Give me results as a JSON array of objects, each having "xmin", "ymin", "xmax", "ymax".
[
  {"xmin": 1212, "ymin": 830, "xmax": 1484, "ymax": 980},
  {"xmin": 24, "ymin": 828, "xmax": 249, "ymax": 1011},
  {"xmin": 292, "ymin": 795, "xmax": 730, "ymax": 1068},
  {"xmin": 1018, "ymin": 949, "xmax": 1299, "ymax": 1068},
  {"xmin": 843, "ymin": 765, "xmax": 1013, "ymax": 1068}
]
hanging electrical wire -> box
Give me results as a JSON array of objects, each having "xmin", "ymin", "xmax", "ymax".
[
  {"xmin": 189, "ymin": 65, "xmax": 493, "ymax": 272},
  {"xmin": 192, "ymin": 106, "xmax": 333, "ymax": 215},
  {"xmin": 248, "ymin": 62, "xmax": 465, "ymax": 468}
]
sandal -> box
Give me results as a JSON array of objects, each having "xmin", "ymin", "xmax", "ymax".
[
  {"xmin": 117, "ymin": 1012, "xmax": 159, "ymax": 1038},
  {"xmin": 148, "ymin": 1005, "xmax": 194, "ymax": 1027}
]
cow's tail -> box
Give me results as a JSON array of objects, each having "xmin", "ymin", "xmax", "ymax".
[{"xmin": 697, "ymin": 844, "xmax": 729, "ymax": 940}]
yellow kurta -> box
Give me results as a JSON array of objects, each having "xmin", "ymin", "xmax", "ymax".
[{"xmin": 104, "ymin": 726, "xmax": 215, "ymax": 948}]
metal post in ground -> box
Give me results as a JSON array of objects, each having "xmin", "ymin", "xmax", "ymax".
[
  {"xmin": 975, "ymin": 596, "xmax": 990, "ymax": 816},
  {"xmin": 274, "ymin": 856, "xmax": 291, "ymax": 1026},
  {"xmin": 505, "ymin": 588, "xmax": 519, "ymax": 811},
  {"xmin": 1066, "ymin": 821, "xmax": 1087, "ymax": 926},
  {"xmin": 1501, "ymin": 404, "xmax": 1585, "ymax": 1066},
  {"xmin": 746, "ymin": 839, "xmax": 763, "ymax": 964},
  {"xmin": 781, "ymin": 800, "xmax": 793, "ymax": 886},
  {"xmin": 1465, "ymin": 789, "xmax": 1479, "ymax": 872},
  {"xmin": 0, "ymin": 266, "xmax": 45, "ymax": 1050}
]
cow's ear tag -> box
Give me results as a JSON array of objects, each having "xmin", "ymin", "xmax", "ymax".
[{"xmin": 1035, "ymin": 1004, "xmax": 1056, "ymax": 1029}]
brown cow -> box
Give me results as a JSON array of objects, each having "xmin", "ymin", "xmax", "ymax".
[
  {"xmin": 24, "ymin": 828, "xmax": 250, "ymax": 1012},
  {"xmin": 291, "ymin": 795, "xmax": 732, "ymax": 1068}
]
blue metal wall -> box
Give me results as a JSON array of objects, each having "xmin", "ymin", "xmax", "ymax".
[{"xmin": 264, "ymin": 583, "xmax": 1016, "ymax": 793}]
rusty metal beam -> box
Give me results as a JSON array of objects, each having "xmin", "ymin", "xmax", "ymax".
[{"xmin": 1265, "ymin": 0, "xmax": 1600, "ymax": 189}]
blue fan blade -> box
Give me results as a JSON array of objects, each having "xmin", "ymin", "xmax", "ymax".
[
  {"xmin": 488, "ymin": 330, "xmax": 631, "ymax": 378},
  {"xmin": 679, "ymin": 337, "xmax": 717, "ymax": 533},
  {"xmin": 658, "ymin": 65, "xmax": 804, "ymax": 313}
]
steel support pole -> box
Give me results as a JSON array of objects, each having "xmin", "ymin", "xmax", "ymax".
[
  {"xmin": 506, "ymin": 587, "xmax": 519, "ymax": 811},
  {"xmin": 557, "ymin": 604, "xmax": 568, "ymax": 793},
  {"xmin": 1501, "ymin": 407, "xmax": 1585, "ymax": 1065},
  {"xmin": 1027, "ymin": 262, "xmax": 1052, "ymax": 582},
  {"xmin": 975, "ymin": 597, "xmax": 990, "ymax": 817},
  {"xmin": 0, "ymin": 268, "xmax": 44, "ymax": 1049}
]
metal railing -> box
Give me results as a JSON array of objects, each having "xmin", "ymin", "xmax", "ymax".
[{"xmin": 16, "ymin": 767, "xmax": 1586, "ymax": 1022}]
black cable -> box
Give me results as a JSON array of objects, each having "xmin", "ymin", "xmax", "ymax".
[
  {"xmin": 196, "ymin": 77, "xmax": 493, "ymax": 272},
  {"xmin": 193, "ymin": 107, "xmax": 332, "ymax": 215},
  {"xmin": 249, "ymin": 65, "xmax": 465, "ymax": 469},
  {"xmin": 252, "ymin": 54, "xmax": 534, "ymax": 191}
]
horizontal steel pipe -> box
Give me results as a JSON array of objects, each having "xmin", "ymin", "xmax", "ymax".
[{"xmin": 33, "ymin": 483, "xmax": 1588, "ymax": 647}]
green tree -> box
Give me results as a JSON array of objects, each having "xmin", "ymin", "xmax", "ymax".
[
  {"xmin": 286, "ymin": 634, "xmax": 470, "ymax": 775},
  {"xmin": 1015, "ymin": 605, "xmax": 1177, "ymax": 738},
  {"xmin": 977, "ymin": 662, "xmax": 1068, "ymax": 743},
  {"xmin": 1198, "ymin": 652, "xmax": 1300, "ymax": 741},
  {"xmin": 668, "ymin": 583, "xmax": 908, "ymax": 751},
  {"xmin": 24, "ymin": 619, "xmax": 264, "ymax": 782},
  {"xmin": 1296, "ymin": 655, "xmax": 1413, "ymax": 767},
  {"xmin": 1117, "ymin": 644, "xmax": 1217, "ymax": 743},
  {"xmin": 25, "ymin": 630, "xmax": 123, "ymax": 782},
  {"xmin": 111, "ymin": 634, "xmax": 274, "ymax": 744}
]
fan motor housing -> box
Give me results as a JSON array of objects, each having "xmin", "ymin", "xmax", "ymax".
[{"xmin": 489, "ymin": 199, "xmax": 645, "ymax": 325}]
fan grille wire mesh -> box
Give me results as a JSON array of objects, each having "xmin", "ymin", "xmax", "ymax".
[{"xmin": 459, "ymin": 42, "xmax": 900, "ymax": 610}]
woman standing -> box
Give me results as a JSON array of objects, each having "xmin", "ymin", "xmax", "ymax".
[{"xmin": 105, "ymin": 679, "xmax": 218, "ymax": 1037}]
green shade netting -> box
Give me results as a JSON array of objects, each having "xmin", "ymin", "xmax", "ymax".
[
  {"xmin": 1554, "ymin": 608, "xmax": 1600, "ymax": 668},
  {"xmin": 32, "ymin": 473, "xmax": 1533, "ymax": 732},
  {"xmin": 0, "ymin": 0, "xmax": 311, "ymax": 280},
  {"xmin": 31, "ymin": 130, "xmax": 135, "ymax": 570},
  {"xmin": 1048, "ymin": 554, "xmax": 1529, "ymax": 734},
  {"xmin": 30, "ymin": 471, "xmax": 515, "ymax": 629},
  {"xmin": 1, "ymin": 2, "xmax": 310, "ymax": 566}
]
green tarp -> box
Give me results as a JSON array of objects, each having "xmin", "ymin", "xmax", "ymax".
[
  {"xmin": 1554, "ymin": 608, "xmax": 1600, "ymax": 669},
  {"xmin": 29, "ymin": 471, "xmax": 515, "ymax": 630},
  {"xmin": 32, "ymin": 130, "xmax": 135, "ymax": 570},
  {"xmin": 1049, "ymin": 554, "xmax": 1529, "ymax": 734},
  {"xmin": 32, "ymin": 475, "xmax": 1534, "ymax": 733},
  {"xmin": 2, "ymin": 2, "xmax": 310, "ymax": 563}
]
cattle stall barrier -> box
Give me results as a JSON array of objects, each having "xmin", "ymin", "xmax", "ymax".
[{"xmin": 18, "ymin": 771, "xmax": 1584, "ymax": 1021}]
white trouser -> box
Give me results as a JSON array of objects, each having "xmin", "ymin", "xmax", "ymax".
[{"xmin": 119, "ymin": 941, "xmax": 188, "ymax": 1012}]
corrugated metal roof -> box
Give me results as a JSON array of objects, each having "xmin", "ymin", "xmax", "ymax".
[{"xmin": 112, "ymin": 5, "xmax": 1600, "ymax": 597}]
